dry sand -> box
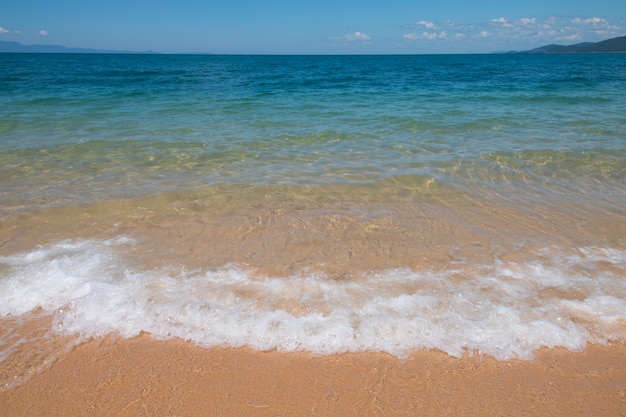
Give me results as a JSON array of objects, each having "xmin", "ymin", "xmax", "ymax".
[{"xmin": 1, "ymin": 335, "xmax": 625, "ymax": 417}]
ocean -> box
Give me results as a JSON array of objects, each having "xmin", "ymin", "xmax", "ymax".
[{"xmin": 1, "ymin": 53, "xmax": 625, "ymax": 389}]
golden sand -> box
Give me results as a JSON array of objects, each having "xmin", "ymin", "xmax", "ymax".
[
  {"xmin": 1, "ymin": 335, "xmax": 625, "ymax": 417},
  {"xmin": 1, "ymin": 190, "xmax": 625, "ymax": 416}
]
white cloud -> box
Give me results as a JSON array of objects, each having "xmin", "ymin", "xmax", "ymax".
[
  {"xmin": 561, "ymin": 33, "xmax": 582, "ymax": 41},
  {"xmin": 571, "ymin": 17, "xmax": 620, "ymax": 31},
  {"xmin": 486, "ymin": 15, "xmax": 620, "ymax": 43},
  {"xmin": 0, "ymin": 26, "xmax": 23, "ymax": 35},
  {"xmin": 433, "ymin": 31, "xmax": 447, "ymax": 39},
  {"xmin": 400, "ymin": 15, "xmax": 622, "ymax": 51},
  {"xmin": 490, "ymin": 17, "xmax": 513, "ymax": 28},
  {"xmin": 416, "ymin": 21, "xmax": 435, "ymax": 29},
  {"xmin": 563, "ymin": 16, "xmax": 621, "ymax": 40},
  {"xmin": 38, "ymin": 30, "xmax": 48, "ymax": 36},
  {"xmin": 541, "ymin": 17, "xmax": 557, "ymax": 32},
  {"xmin": 333, "ymin": 31, "xmax": 371, "ymax": 42},
  {"xmin": 403, "ymin": 31, "xmax": 448, "ymax": 41},
  {"xmin": 352, "ymin": 31, "xmax": 370, "ymax": 41},
  {"xmin": 573, "ymin": 17, "xmax": 603, "ymax": 25},
  {"xmin": 444, "ymin": 20, "xmax": 465, "ymax": 31}
]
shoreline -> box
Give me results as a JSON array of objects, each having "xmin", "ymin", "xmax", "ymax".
[
  {"xmin": 1, "ymin": 194, "xmax": 625, "ymax": 376},
  {"xmin": 1, "ymin": 335, "xmax": 625, "ymax": 416},
  {"xmin": 2, "ymin": 52, "xmax": 625, "ymax": 417}
]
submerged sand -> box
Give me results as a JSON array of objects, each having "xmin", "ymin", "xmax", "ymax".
[
  {"xmin": 1, "ymin": 335, "xmax": 625, "ymax": 416},
  {"xmin": 1, "ymin": 187, "xmax": 625, "ymax": 416},
  {"xmin": 2, "ymin": 184, "xmax": 624, "ymax": 277}
]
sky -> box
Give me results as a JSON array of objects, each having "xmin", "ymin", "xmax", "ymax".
[{"xmin": 1, "ymin": 1, "xmax": 626, "ymax": 54}]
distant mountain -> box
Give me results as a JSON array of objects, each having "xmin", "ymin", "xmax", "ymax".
[
  {"xmin": 0, "ymin": 40, "xmax": 156, "ymax": 54},
  {"xmin": 515, "ymin": 36, "xmax": 626, "ymax": 53}
]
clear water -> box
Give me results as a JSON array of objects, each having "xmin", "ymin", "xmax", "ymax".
[
  {"xmin": 1, "ymin": 54, "xmax": 624, "ymax": 207},
  {"xmin": 0, "ymin": 53, "xmax": 625, "ymax": 387}
]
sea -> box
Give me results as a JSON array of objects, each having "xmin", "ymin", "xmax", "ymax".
[{"xmin": 1, "ymin": 53, "xmax": 625, "ymax": 389}]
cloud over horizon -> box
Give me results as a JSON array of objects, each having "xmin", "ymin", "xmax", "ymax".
[
  {"xmin": 0, "ymin": 26, "xmax": 22, "ymax": 35},
  {"xmin": 331, "ymin": 31, "xmax": 372, "ymax": 45},
  {"xmin": 402, "ymin": 15, "xmax": 623, "ymax": 50},
  {"xmin": 2, "ymin": 6, "xmax": 624, "ymax": 54}
]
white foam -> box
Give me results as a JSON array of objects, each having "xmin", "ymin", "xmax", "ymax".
[{"xmin": 1, "ymin": 237, "xmax": 625, "ymax": 362}]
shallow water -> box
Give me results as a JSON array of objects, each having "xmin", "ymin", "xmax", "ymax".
[{"xmin": 1, "ymin": 53, "xmax": 625, "ymax": 388}]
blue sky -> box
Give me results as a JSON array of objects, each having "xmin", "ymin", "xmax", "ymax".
[{"xmin": 1, "ymin": 1, "xmax": 625, "ymax": 54}]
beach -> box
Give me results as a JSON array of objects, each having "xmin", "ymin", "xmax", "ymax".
[
  {"xmin": 1, "ymin": 190, "xmax": 625, "ymax": 415},
  {"xmin": 1, "ymin": 53, "xmax": 625, "ymax": 415},
  {"xmin": 1, "ymin": 335, "xmax": 625, "ymax": 416}
]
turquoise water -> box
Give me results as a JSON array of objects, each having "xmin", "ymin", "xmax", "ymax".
[
  {"xmin": 1, "ymin": 54, "xmax": 625, "ymax": 379},
  {"xmin": 1, "ymin": 53, "xmax": 625, "ymax": 209}
]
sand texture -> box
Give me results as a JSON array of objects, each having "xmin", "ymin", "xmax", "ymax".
[
  {"xmin": 1, "ymin": 335, "xmax": 625, "ymax": 417},
  {"xmin": 1, "ymin": 191, "xmax": 625, "ymax": 416}
]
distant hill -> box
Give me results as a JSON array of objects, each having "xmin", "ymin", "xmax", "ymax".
[
  {"xmin": 515, "ymin": 36, "xmax": 626, "ymax": 53},
  {"xmin": 0, "ymin": 40, "xmax": 156, "ymax": 54}
]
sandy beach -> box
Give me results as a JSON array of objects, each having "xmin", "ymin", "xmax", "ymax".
[
  {"xmin": 1, "ymin": 191, "xmax": 626, "ymax": 415},
  {"xmin": 2, "ymin": 53, "xmax": 626, "ymax": 417},
  {"xmin": 1, "ymin": 335, "xmax": 624, "ymax": 416}
]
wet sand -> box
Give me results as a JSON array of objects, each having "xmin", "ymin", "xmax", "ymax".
[
  {"xmin": 2, "ymin": 185, "xmax": 623, "ymax": 278},
  {"xmin": 1, "ymin": 335, "xmax": 625, "ymax": 416},
  {"xmin": 1, "ymin": 190, "xmax": 625, "ymax": 416}
]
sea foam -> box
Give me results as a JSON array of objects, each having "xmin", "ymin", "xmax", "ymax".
[{"xmin": 1, "ymin": 237, "xmax": 625, "ymax": 362}]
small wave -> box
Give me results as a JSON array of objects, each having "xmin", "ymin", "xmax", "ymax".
[{"xmin": 1, "ymin": 237, "xmax": 624, "ymax": 365}]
